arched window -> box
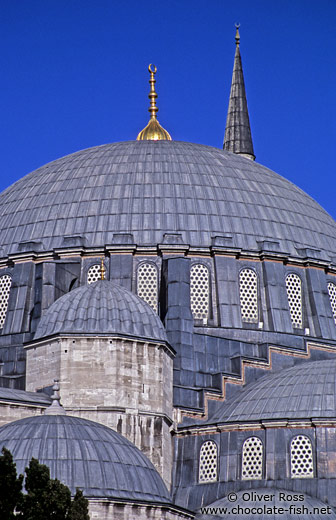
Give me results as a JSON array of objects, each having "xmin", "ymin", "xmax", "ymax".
[
  {"xmin": 328, "ymin": 282, "xmax": 336, "ymax": 324},
  {"xmin": 242, "ymin": 437, "xmax": 263, "ymax": 480},
  {"xmin": 0, "ymin": 274, "xmax": 12, "ymax": 328},
  {"xmin": 199, "ymin": 440, "xmax": 218, "ymax": 483},
  {"xmin": 190, "ymin": 264, "xmax": 210, "ymax": 321},
  {"xmin": 137, "ymin": 263, "xmax": 158, "ymax": 312},
  {"xmin": 290, "ymin": 435, "xmax": 314, "ymax": 478},
  {"xmin": 286, "ymin": 273, "xmax": 303, "ymax": 328},
  {"xmin": 87, "ymin": 264, "xmax": 101, "ymax": 284},
  {"xmin": 239, "ymin": 268, "xmax": 258, "ymax": 323}
]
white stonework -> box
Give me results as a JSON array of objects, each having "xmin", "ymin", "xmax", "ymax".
[
  {"xmin": 0, "ymin": 402, "xmax": 45, "ymax": 427},
  {"xmin": 88, "ymin": 500, "xmax": 192, "ymax": 520},
  {"xmin": 25, "ymin": 335, "xmax": 174, "ymax": 487}
]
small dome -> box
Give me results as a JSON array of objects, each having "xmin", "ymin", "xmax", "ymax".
[
  {"xmin": 0, "ymin": 414, "xmax": 170, "ymax": 501},
  {"xmin": 34, "ymin": 280, "xmax": 167, "ymax": 343},
  {"xmin": 195, "ymin": 489, "xmax": 336, "ymax": 519},
  {"xmin": 207, "ymin": 359, "xmax": 336, "ymax": 424}
]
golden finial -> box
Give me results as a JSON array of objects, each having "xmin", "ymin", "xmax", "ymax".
[
  {"xmin": 136, "ymin": 64, "xmax": 172, "ymax": 141},
  {"xmin": 148, "ymin": 64, "xmax": 158, "ymax": 120},
  {"xmin": 100, "ymin": 257, "xmax": 105, "ymax": 280},
  {"xmin": 235, "ymin": 23, "xmax": 240, "ymax": 45}
]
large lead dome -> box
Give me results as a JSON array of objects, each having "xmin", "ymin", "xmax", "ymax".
[{"xmin": 1, "ymin": 140, "xmax": 336, "ymax": 257}]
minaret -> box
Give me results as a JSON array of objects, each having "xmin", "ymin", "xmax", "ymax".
[
  {"xmin": 137, "ymin": 64, "xmax": 172, "ymax": 141},
  {"xmin": 223, "ymin": 24, "xmax": 255, "ymax": 160}
]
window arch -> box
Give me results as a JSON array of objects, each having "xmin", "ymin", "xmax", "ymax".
[
  {"xmin": 239, "ymin": 268, "xmax": 258, "ymax": 323},
  {"xmin": 241, "ymin": 436, "xmax": 263, "ymax": 480},
  {"xmin": 136, "ymin": 262, "xmax": 158, "ymax": 312},
  {"xmin": 290, "ymin": 435, "xmax": 314, "ymax": 478},
  {"xmin": 87, "ymin": 264, "xmax": 101, "ymax": 284},
  {"xmin": 286, "ymin": 273, "xmax": 303, "ymax": 328},
  {"xmin": 328, "ymin": 282, "xmax": 336, "ymax": 324},
  {"xmin": 0, "ymin": 274, "xmax": 12, "ymax": 328},
  {"xmin": 190, "ymin": 264, "xmax": 210, "ymax": 321},
  {"xmin": 198, "ymin": 440, "xmax": 218, "ymax": 483}
]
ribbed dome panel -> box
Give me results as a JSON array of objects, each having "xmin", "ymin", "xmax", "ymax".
[
  {"xmin": 0, "ymin": 141, "xmax": 335, "ymax": 257},
  {"xmin": 0, "ymin": 414, "xmax": 171, "ymax": 501},
  {"xmin": 34, "ymin": 280, "xmax": 167, "ymax": 342}
]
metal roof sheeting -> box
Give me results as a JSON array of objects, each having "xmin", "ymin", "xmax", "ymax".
[
  {"xmin": 0, "ymin": 414, "xmax": 171, "ymax": 502},
  {"xmin": 34, "ymin": 280, "xmax": 167, "ymax": 342},
  {"xmin": 207, "ymin": 359, "xmax": 336, "ymax": 424},
  {"xmin": 0, "ymin": 141, "xmax": 335, "ymax": 257}
]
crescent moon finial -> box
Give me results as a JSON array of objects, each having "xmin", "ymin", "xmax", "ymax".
[
  {"xmin": 148, "ymin": 63, "xmax": 157, "ymax": 74},
  {"xmin": 136, "ymin": 64, "xmax": 172, "ymax": 140}
]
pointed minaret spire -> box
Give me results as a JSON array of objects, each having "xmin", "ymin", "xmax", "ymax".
[{"xmin": 223, "ymin": 24, "xmax": 255, "ymax": 160}]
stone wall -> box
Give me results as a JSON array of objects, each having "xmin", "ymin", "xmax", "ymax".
[
  {"xmin": 0, "ymin": 401, "xmax": 45, "ymax": 427},
  {"xmin": 25, "ymin": 336, "xmax": 174, "ymax": 487},
  {"xmin": 88, "ymin": 500, "xmax": 192, "ymax": 520},
  {"xmin": 70, "ymin": 408, "xmax": 172, "ymax": 489}
]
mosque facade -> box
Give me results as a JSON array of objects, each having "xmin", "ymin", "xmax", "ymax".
[{"xmin": 1, "ymin": 28, "xmax": 336, "ymax": 519}]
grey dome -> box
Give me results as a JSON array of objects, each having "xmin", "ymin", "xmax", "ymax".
[
  {"xmin": 207, "ymin": 359, "xmax": 336, "ymax": 424},
  {"xmin": 0, "ymin": 414, "xmax": 171, "ymax": 502},
  {"xmin": 195, "ymin": 489, "xmax": 336, "ymax": 519},
  {"xmin": 34, "ymin": 280, "xmax": 167, "ymax": 342},
  {"xmin": 1, "ymin": 141, "xmax": 336, "ymax": 258}
]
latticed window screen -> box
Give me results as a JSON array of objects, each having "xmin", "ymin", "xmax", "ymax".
[
  {"xmin": 239, "ymin": 268, "xmax": 258, "ymax": 323},
  {"xmin": 190, "ymin": 264, "xmax": 209, "ymax": 321},
  {"xmin": 241, "ymin": 437, "xmax": 263, "ymax": 480},
  {"xmin": 328, "ymin": 282, "xmax": 336, "ymax": 324},
  {"xmin": 199, "ymin": 440, "xmax": 218, "ymax": 483},
  {"xmin": 137, "ymin": 263, "xmax": 158, "ymax": 312},
  {"xmin": 286, "ymin": 273, "xmax": 303, "ymax": 328},
  {"xmin": 290, "ymin": 435, "xmax": 314, "ymax": 478},
  {"xmin": 87, "ymin": 264, "xmax": 101, "ymax": 284},
  {"xmin": 0, "ymin": 274, "xmax": 12, "ymax": 328}
]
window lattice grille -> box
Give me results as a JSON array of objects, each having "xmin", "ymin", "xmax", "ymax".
[
  {"xmin": 137, "ymin": 263, "xmax": 158, "ymax": 312},
  {"xmin": 242, "ymin": 437, "xmax": 263, "ymax": 480},
  {"xmin": 239, "ymin": 269, "xmax": 258, "ymax": 323},
  {"xmin": 290, "ymin": 435, "xmax": 314, "ymax": 478},
  {"xmin": 87, "ymin": 264, "xmax": 101, "ymax": 284},
  {"xmin": 199, "ymin": 440, "xmax": 218, "ymax": 483},
  {"xmin": 328, "ymin": 282, "xmax": 336, "ymax": 324},
  {"xmin": 190, "ymin": 264, "xmax": 209, "ymax": 321},
  {"xmin": 0, "ymin": 275, "xmax": 12, "ymax": 328},
  {"xmin": 286, "ymin": 274, "xmax": 303, "ymax": 328}
]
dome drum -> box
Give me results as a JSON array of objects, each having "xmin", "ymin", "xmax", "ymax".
[
  {"xmin": 174, "ymin": 420, "xmax": 336, "ymax": 513},
  {"xmin": 2, "ymin": 247, "xmax": 336, "ymax": 415}
]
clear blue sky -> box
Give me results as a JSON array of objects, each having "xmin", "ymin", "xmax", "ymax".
[{"xmin": 1, "ymin": 0, "xmax": 335, "ymax": 218}]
